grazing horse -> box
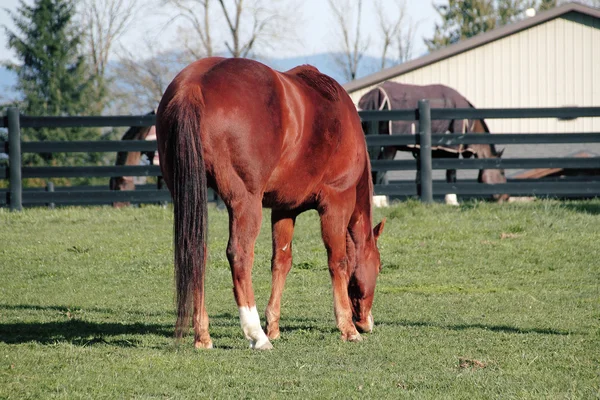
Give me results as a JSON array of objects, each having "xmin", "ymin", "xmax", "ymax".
[
  {"xmin": 109, "ymin": 110, "xmax": 161, "ymax": 208},
  {"xmin": 156, "ymin": 57, "xmax": 385, "ymax": 350},
  {"xmin": 358, "ymin": 81, "xmax": 508, "ymax": 204}
]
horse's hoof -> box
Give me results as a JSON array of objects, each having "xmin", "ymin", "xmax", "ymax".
[
  {"xmin": 342, "ymin": 332, "xmax": 363, "ymax": 342},
  {"xmin": 266, "ymin": 329, "xmax": 280, "ymax": 340},
  {"xmin": 252, "ymin": 338, "xmax": 273, "ymax": 350},
  {"xmin": 194, "ymin": 340, "xmax": 213, "ymax": 349},
  {"xmin": 355, "ymin": 313, "xmax": 374, "ymax": 333}
]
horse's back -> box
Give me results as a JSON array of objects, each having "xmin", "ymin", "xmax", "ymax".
[{"xmin": 159, "ymin": 58, "xmax": 366, "ymax": 208}]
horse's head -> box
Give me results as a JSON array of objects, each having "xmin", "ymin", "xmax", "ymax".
[
  {"xmin": 476, "ymin": 146, "xmax": 509, "ymax": 202},
  {"xmin": 348, "ymin": 218, "xmax": 386, "ymax": 334}
]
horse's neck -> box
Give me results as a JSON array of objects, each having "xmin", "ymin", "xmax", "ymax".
[
  {"xmin": 125, "ymin": 151, "xmax": 142, "ymax": 166},
  {"xmin": 116, "ymin": 126, "xmax": 152, "ymax": 166},
  {"xmin": 473, "ymin": 144, "xmax": 496, "ymax": 159}
]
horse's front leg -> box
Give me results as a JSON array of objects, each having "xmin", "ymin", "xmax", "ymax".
[
  {"xmin": 265, "ymin": 210, "xmax": 297, "ymax": 340},
  {"xmin": 226, "ymin": 196, "xmax": 273, "ymax": 350},
  {"xmin": 445, "ymin": 168, "xmax": 459, "ymax": 206},
  {"xmin": 372, "ymin": 146, "xmax": 396, "ymax": 208},
  {"xmin": 444, "ymin": 152, "xmax": 460, "ymax": 206},
  {"xmin": 319, "ymin": 193, "xmax": 361, "ymax": 342}
]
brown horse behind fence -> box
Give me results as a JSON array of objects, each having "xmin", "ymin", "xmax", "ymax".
[
  {"xmin": 358, "ymin": 81, "xmax": 508, "ymax": 204},
  {"xmin": 156, "ymin": 57, "xmax": 385, "ymax": 349},
  {"xmin": 109, "ymin": 110, "xmax": 160, "ymax": 208}
]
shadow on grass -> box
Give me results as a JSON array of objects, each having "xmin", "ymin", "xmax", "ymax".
[
  {"xmin": 0, "ymin": 304, "xmax": 244, "ymax": 347},
  {"xmin": 0, "ymin": 303, "xmax": 171, "ymax": 317},
  {"xmin": 381, "ymin": 319, "xmax": 573, "ymax": 336},
  {"xmin": 560, "ymin": 202, "xmax": 600, "ymax": 215},
  {"xmin": 0, "ymin": 320, "xmax": 173, "ymax": 346},
  {"xmin": 0, "ymin": 303, "xmax": 338, "ymax": 347}
]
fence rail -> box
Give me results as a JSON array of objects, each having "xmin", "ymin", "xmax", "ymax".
[{"xmin": 1, "ymin": 103, "xmax": 599, "ymax": 210}]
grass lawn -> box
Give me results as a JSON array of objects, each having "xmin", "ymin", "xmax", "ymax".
[{"xmin": 0, "ymin": 200, "xmax": 599, "ymax": 399}]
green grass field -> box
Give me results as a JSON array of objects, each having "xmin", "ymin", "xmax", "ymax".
[{"xmin": 1, "ymin": 200, "xmax": 599, "ymax": 399}]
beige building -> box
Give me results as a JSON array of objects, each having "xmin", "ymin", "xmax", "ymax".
[
  {"xmin": 344, "ymin": 2, "xmax": 600, "ymax": 184},
  {"xmin": 344, "ymin": 2, "xmax": 600, "ymax": 135}
]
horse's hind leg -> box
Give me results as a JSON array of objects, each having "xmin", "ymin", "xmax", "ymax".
[
  {"xmin": 193, "ymin": 288, "xmax": 212, "ymax": 349},
  {"xmin": 265, "ymin": 210, "xmax": 297, "ymax": 340},
  {"xmin": 226, "ymin": 196, "xmax": 272, "ymax": 350},
  {"xmin": 319, "ymin": 192, "xmax": 361, "ymax": 342}
]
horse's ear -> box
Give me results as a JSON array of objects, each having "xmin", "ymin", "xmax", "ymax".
[
  {"xmin": 373, "ymin": 218, "xmax": 386, "ymax": 242},
  {"xmin": 498, "ymin": 148, "xmax": 505, "ymax": 157}
]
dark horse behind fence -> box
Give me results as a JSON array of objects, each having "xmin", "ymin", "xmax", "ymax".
[
  {"xmin": 109, "ymin": 110, "xmax": 162, "ymax": 208},
  {"xmin": 358, "ymin": 81, "xmax": 508, "ymax": 204},
  {"xmin": 156, "ymin": 57, "xmax": 385, "ymax": 350}
]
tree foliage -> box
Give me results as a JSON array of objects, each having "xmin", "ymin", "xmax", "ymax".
[
  {"xmin": 424, "ymin": 0, "xmax": 595, "ymax": 52},
  {"xmin": 4, "ymin": 0, "xmax": 103, "ymax": 170}
]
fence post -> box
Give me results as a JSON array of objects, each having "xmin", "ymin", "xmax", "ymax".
[
  {"xmin": 7, "ymin": 107, "xmax": 22, "ymax": 211},
  {"xmin": 418, "ymin": 100, "xmax": 433, "ymax": 203}
]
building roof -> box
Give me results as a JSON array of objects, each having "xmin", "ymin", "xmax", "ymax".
[{"xmin": 343, "ymin": 2, "xmax": 600, "ymax": 93}]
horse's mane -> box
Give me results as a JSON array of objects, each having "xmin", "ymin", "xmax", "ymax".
[{"xmin": 288, "ymin": 65, "xmax": 340, "ymax": 102}]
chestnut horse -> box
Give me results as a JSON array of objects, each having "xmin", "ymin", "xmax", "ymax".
[{"xmin": 156, "ymin": 57, "xmax": 385, "ymax": 350}]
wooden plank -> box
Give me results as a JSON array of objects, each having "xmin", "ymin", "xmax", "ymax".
[
  {"xmin": 22, "ymin": 190, "xmax": 171, "ymax": 204},
  {"xmin": 21, "ymin": 141, "xmax": 157, "ymax": 153},
  {"xmin": 22, "ymin": 165, "xmax": 162, "ymax": 178},
  {"xmin": 371, "ymin": 157, "xmax": 600, "ymax": 172},
  {"xmin": 18, "ymin": 115, "xmax": 156, "ymax": 128},
  {"xmin": 365, "ymin": 133, "xmax": 600, "ymax": 146}
]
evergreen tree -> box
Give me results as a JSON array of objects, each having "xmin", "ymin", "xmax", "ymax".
[
  {"xmin": 425, "ymin": 0, "xmax": 497, "ymax": 51},
  {"xmin": 5, "ymin": 0, "xmax": 102, "ymax": 169},
  {"xmin": 425, "ymin": 0, "xmax": 567, "ymax": 51},
  {"xmin": 536, "ymin": 0, "xmax": 558, "ymax": 11}
]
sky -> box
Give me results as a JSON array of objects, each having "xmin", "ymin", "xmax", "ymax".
[{"xmin": 0, "ymin": 0, "xmax": 441, "ymax": 65}]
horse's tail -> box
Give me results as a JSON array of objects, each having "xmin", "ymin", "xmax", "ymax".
[{"xmin": 164, "ymin": 89, "xmax": 208, "ymax": 339}]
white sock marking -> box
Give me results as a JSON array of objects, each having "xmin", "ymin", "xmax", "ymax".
[
  {"xmin": 445, "ymin": 194, "xmax": 459, "ymax": 206},
  {"xmin": 239, "ymin": 306, "xmax": 271, "ymax": 349},
  {"xmin": 373, "ymin": 195, "xmax": 389, "ymax": 208}
]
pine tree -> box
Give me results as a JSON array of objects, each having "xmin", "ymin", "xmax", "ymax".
[
  {"xmin": 5, "ymin": 0, "xmax": 102, "ymax": 169},
  {"xmin": 536, "ymin": 0, "xmax": 558, "ymax": 11},
  {"xmin": 425, "ymin": 0, "xmax": 568, "ymax": 52},
  {"xmin": 425, "ymin": 0, "xmax": 497, "ymax": 51}
]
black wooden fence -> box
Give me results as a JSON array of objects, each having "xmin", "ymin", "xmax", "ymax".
[{"xmin": 1, "ymin": 103, "xmax": 600, "ymax": 210}]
